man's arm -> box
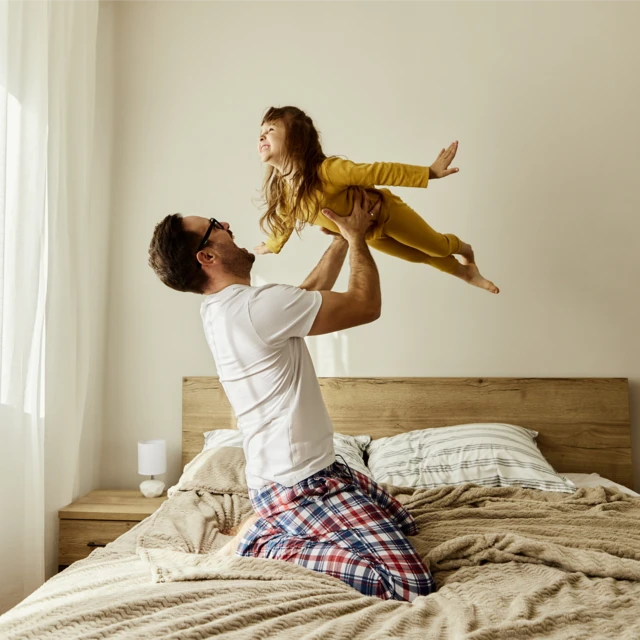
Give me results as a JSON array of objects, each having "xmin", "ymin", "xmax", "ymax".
[
  {"xmin": 299, "ymin": 235, "xmax": 348, "ymax": 292},
  {"xmin": 299, "ymin": 192, "xmax": 381, "ymax": 292},
  {"xmin": 308, "ymin": 191, "xmax": 382, "ymax": 336}
]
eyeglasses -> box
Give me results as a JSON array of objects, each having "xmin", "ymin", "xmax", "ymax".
[{"xmin": 197, "ymin": 218, "xmax": 225, "ymax": 252}]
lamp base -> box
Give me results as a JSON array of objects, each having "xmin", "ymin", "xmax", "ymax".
[{"xmin": 140, "ymin": 478, "xmax": 165, "ymax": 498}]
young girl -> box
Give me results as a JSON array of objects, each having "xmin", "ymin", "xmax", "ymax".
[{"xmin": 255, "ymin": 106, "xmax": 499, "ymax": 294}]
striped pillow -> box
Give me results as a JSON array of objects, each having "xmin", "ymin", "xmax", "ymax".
[
  {"xmin": 332, "ymin": 433, "xmax": 372, "ymax": 478},
  {"xmin": 366, "ymin": 423, "xmax": 576, "ymax": 493},
  {"xmin": 203, "ymin": 430, "xmax": 372, "ymax": 479}
]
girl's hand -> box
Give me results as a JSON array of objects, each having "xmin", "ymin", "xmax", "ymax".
[
  {"xmin": 429, "ymin": 141, "xmax": 459, "ymax": 179},
  {"xmin": 254, "ymin": 242, "xmax": 273, "ymax": 255}
]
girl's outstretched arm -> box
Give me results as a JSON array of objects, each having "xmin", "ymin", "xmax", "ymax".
[
  {"xmin": 255, "ymin": 214, "xmax": 294, "ymax": 255},
  {"xmin": 321, "ymin": 141, "xmax": 459, "ymax": 188}
]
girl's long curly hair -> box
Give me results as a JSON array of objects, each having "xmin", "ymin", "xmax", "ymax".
[{"xmin": 260, "ymin": 106, "xmax": 327, "ymax": 240}]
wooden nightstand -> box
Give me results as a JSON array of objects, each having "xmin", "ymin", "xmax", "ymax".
[{"xmin": 58, "ymin": 489, "xmax": 168, "ymax": 571}]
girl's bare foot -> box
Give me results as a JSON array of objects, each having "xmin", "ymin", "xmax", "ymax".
[
  {"xmin": 216, "ymin": 536, "xmax": 239, "ymax": 557},
  {"xmin": 455, "ymin": 262, "xmax": 500, "ymax": 294},
  {"xmin": 453, "ymin": 242, "xmax": 499, "ymax": 293},
  {"xmin": 457, "ymin": 241, "xmax": 476, "ymax": 265},
  {"xmin": 215, "ymin": 513, "xmax": 259, "ymax": 558}
]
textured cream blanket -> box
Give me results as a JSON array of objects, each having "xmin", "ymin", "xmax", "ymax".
[{"xmin": 2, "ymin": 447, "xmax": 640, "ymax": 639}]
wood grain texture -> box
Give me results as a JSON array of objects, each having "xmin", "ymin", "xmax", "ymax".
[
  {"xmin": 182, "ymin": 377, "xmax": 632, "ymax": 488},
  {"xmin": 58, "ymin": 490, "xmax": 168, "ymax": 521},
  {"xmin": 58, "ymin": 520, "xmax": 136, "ymax": 565}
]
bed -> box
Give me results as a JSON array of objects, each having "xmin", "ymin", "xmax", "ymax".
[{"xmin": 1, "ymin": 377, "xmax": 639, "ymax": 639}]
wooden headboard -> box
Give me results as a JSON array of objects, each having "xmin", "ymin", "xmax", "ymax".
[{"xmin": 182, "ymin": 377, "xmax": 633, "ymax": 488}]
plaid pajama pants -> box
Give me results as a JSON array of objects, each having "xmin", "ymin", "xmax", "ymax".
[{"xmin": 236, "ymin": 460, "xmax": 436, "ymax": 601}]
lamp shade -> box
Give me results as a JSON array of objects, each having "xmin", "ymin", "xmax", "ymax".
[{"xmin": 137, "ymin": 440, "xmax": 166, "ymax": 476}]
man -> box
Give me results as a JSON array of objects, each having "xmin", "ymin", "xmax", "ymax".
[{"xmin": 148, "ymin": 191, "xmax": 435, "ymax": 601}]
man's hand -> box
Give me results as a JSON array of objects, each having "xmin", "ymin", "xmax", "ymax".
[
  {"xmin": 254, "ymin": 242, "xmax": 273, "ymax": 255},
  {"xmin": 320, "ymin": 189, "xmax": 379, "ymax": 239},
  {"xmin": 321, "ymin": 188, "xmax": 374, "ymax": 243},
  {"xmin": 319, "ymin": 227, "xmax": 343, "ymax": 237},
  {"xmin": 308, "ymin": 187, "xmax": 381, "ymax": 335},
  {"xmin": 298, "ymin": 189, "xmax": 379, "ymax": 292},
  {"xmin": 429, "ymin": 141, "xmax": 459, "ymax": 179}
]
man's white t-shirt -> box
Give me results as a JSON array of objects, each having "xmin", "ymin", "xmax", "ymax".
[{"xmin": 200, "ymin": 283, "xmax": 335, "ymax": 489}]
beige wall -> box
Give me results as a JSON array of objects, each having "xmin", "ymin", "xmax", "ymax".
[{"xmin": 102, "ymin": 1, "xmax": 640, "ymax": 490}]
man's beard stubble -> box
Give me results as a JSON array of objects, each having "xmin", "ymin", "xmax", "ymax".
[{"xmin": 218, "ymin": 244, "xmax": 255, "ymax": 279}]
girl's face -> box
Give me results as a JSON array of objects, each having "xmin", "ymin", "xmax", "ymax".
[{"xmin": 258, "ymin": 119, "xmax": 286, "ymax": 166}]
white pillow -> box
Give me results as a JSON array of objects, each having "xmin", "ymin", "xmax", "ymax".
[
  {"xmin": 203, "ymin": 429, "xmax": 372, "ymax": 479},
  {"xmin": 366, "ymin": 423, "xmax": 576, "ymax": 493},
  {"xmin": 562, "ymin": 473, "xmax": 639, "ymax": 497}
]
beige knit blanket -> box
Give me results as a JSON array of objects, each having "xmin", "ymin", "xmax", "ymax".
[{"xmin": 2, "ymin": 447, "xmax": 640, "ymax": 639}]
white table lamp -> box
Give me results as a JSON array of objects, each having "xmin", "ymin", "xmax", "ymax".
[{"xmin": 138, "ymin": 439, "xmax": 166, "ymax": 497}]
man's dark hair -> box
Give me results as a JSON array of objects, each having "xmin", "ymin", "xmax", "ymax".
[{"xmin": 148, "ymin": 214, "xmax": 209, "ymax": 294}]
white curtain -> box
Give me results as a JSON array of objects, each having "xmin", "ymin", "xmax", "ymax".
[{"xmin": 0, "ymin": 0, "xmax": 101, "ymax": 612}]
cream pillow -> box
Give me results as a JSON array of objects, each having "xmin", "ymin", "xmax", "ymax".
[{"xmin": 203, "ymin": 429, "xmax": 372, "ymax": 479}]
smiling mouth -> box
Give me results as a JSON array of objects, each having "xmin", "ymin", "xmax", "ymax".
[{"xmin": 260, "ymin": 145, "xmax": 270, "ymax": 152}]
